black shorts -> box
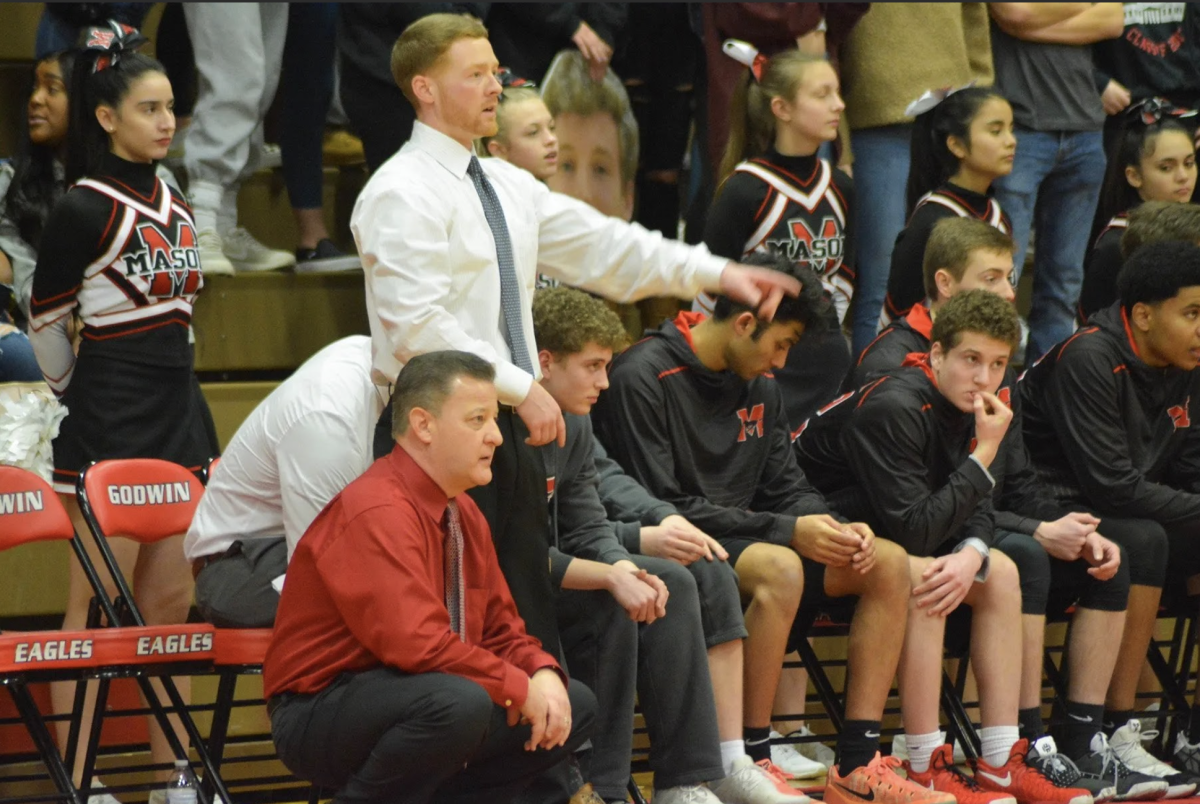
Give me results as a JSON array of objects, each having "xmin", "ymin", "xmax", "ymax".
[
  {"xmin": 52, "ymin": 353, "xmax": 217, "ymax": 494},
  {"xmin": 723, "ymin": 537, "xmax": 858, "ymax": 652}
]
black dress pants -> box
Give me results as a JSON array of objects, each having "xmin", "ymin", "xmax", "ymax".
[{"xmin": 270, "ymin": 669, "xmax": 597, "ymax": 804}]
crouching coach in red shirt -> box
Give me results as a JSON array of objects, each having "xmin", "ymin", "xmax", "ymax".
[{"xmin": 263, "ymin": 350, "xmax": 596, "ymax": 804}]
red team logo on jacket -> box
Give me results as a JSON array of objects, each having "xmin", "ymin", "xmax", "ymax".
[
  {"xmin": 122, "ymin": 221, "xmax": 202, "ymax": 299},
  {"xmin": 737, "ymin": 404, "xmax": 765, "ymax": 442},
  {"xmin": 767, "ymin": 216, "xmax": 844, "ymax": 275},
  {"xmin": 1169, "ymin": 399, "xmax": 1191, "ymax": 429}
]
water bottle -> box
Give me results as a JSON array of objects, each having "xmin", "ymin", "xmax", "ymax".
[{"xmin": 166, "ymin": 758, "xmax": 198, "ymax": 804}]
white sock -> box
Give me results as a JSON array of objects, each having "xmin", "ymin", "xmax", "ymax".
[
  {"xmin": 720, "ymin": 739, "xmax": 747, "ymax": 775},
  {"xmin": 906, "ymin": 730, "xmax": 946, "ymax": 773},
  {"xmin": 980, "ymin": 725, "xmax": 1020, "ymax": 768}
]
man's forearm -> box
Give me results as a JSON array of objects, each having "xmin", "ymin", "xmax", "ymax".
[
  {"xmin": 1010, "ymin": 2, "xmax": 1123, "ymax": 44},
  {"xmin": 988, "ymin": 3, "xmax": 1091, "ymax": 36}
]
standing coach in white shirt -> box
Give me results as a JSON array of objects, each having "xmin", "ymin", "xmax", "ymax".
[
  {"xmin": 352, "ymin": 12, "xmax": 801, "ymax": 660},
  {"xmin": 185, "ymin": 336, "xmax": 384, "ymax": 628}
]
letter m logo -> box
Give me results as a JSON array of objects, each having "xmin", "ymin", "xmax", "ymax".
[
  {"xmin": 1169, "ymin": 399, "xmax": 1191, "ymax": 429},
  {"xmin": 737, "ymin": 404, "xmax": 765, "ymax": 442}
]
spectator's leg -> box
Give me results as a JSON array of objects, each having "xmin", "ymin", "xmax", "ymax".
[
  {"xmin": 34, "ymin": 6, "xmax": 81, "ymax": 59},
  {"xmin": 280, "ymin": 2, "xmax": 337, "ymax": 251},
  {"xmin": 182, "ymin": 2, "xmax": 269, "ymax": 232},
  {"xmin": 1023, "ymin": 130, "xmax": 1106, "ymax": 364},
  {"xmin": 339, "ymin": 59, "xmax": 413, "ymax": 173},
  {"xmin": 0, "ymin": 329, "xmax": 45, "ymax": 383},
  {"xmin": 848, "ymin": 124, "xmax": 912, "ymax": 355},
  {"xmin": 156, "ymin": 4, "xmax": 197, "ymax": 121},
  {"xmin": 991, "ymin": 126, "xmax": 1059, "ymax": 286}
]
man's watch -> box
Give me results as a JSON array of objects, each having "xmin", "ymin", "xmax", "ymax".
[{"xmin": 953, "ymin": 537, "xmax": 991, "ymax": 582}]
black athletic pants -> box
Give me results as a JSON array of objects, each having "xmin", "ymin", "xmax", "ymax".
[
  {"xmin": 270, "ymin": 669, "xmax": 597, "ymax": 804},
  {"xmin": 558, "ymin": 556, "xmax": 724, "ymax": 799}
]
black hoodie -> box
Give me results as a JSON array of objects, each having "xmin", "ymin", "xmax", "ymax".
[
  {"xmin": 1020, "ymin": 302, "xmax": 1200, "ymax": 524},
  {"xmin": 592, "ymin": 311, "xmax": 831, "ymax": 548},
  {"xmin": 794, "ymin": 357, "xmax": 996, "ymax": 556}
]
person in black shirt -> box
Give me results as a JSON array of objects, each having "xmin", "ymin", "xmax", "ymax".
[
  {"xmin": 797, "ymin": 291, "xmax": 1118, "ymax": 804},
  {"xmin": 1022, "ymin": 241, "xmax": 1200, "ymax": 776},
  {"xmin": 1079, "ymin": 102, "xmax": 1197, "ymax": 323},
  {"xmin": 595, "ymin": 254, "xmax": 955, "ymax": 804},
  {"xmin": 851, "ymin": 220, "xmax": 1142, "ymax": 787}
]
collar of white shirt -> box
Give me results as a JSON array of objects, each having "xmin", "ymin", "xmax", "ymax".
[{"xmin": 409, "ymin": 121, "xmax": 474, "ymax": 180}]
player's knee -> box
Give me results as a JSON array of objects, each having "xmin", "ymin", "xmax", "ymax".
[
  {"xmin": 748, "ymin": 549, "xmax": 804, "ymax": 611},
  {"xmin": 854, "ymin": 538, "xmax": 911, "ymax": 601},
  {"xmin": 980, "ymin": 550, "xmax": 1022, "ymax": 611}
]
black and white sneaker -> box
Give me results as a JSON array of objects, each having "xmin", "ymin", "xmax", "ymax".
[
  {"xmin": 1073, "ymin": 733, "xmax": 1170, "ymax": 801},
  {"xmin": 294, "ymin": 238, "xmax": 361, "ymax": 273},
  {"xmin": 1174, "ymin": 732, "xmax": 1200, "ymax": 777},
  {"xmin": 1028, "ymin": 735, "xmax": 1113, "ymax": 803},
  {"xmin": 1109, "ymin": 720, "xmax": 1197, "ymax": 799}
]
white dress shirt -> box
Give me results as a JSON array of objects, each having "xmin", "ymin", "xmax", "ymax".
[
  {"xmin": 352, "ymin": 121, "xmax": 729, "ymax": 404},
  {"xmin": 184, "ymin": 336, "xmax": 384, "ymax": 578}
]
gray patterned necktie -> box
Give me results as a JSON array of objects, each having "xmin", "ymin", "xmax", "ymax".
[
  {"xmin": 444, "ymin": 500, "xmax": 466, "ymax": 641},
  {"xmin": 466, "ymin": 155, "xmax": 533, "ymax": 374}
]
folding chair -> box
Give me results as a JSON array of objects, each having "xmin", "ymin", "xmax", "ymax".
[
  {"xmin": 76, "ymin": 459, "xmax": 231, "ymax": 804},
  {"xmin": 0, "ymin": 465, "xmax": 217, "ymax": 804},
  {"xmin": 0, "ymin": 465, "xmax": 93, "ymax": 804}
]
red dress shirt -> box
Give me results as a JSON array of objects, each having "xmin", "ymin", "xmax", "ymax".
[{"xmin": 263, "ymin": 446, "xmax": 561, "ymax": 713}]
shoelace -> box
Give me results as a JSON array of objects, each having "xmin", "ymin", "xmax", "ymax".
[
  {"xmin": 932, "ymin": 751, "xmax": 986, "ymax": 791},
  {"xmin": 757, "ymin": 759, "xmax": 797, "ymax": 783},
  {"xmin": 1031, "ymin": 750, "xmax": 1083, "ymax": 785}
]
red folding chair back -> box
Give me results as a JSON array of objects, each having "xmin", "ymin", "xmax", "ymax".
[
  {"xmin": 0, "ymin": 465, "xmax": 75, "ymax": 550},
  {"xmin": 77, "ymin": 459, "xmax": 203, "ymax": 546}
]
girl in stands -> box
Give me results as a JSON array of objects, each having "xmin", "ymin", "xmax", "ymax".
[
  {"xmin": 477, "ymin": 70, "xmax": 558, "ymax": 182},
  {"xmin": 0, "ymin": 52, "xmax": 76, "ymax": 381},
  {"xmin": 883, "ymin": 86, "xmax": 1015, "ymax": 326},
  {"xmin": 27, "ymin": 22, "xmax": 214, "ymax": 797},
  {"xmin": 695, "ymin": 42, "xmax": 851, "ymax": 780},
  {"xmin": 1078, "ymin": 98, "xmax": 1196, "ymax": 322}
]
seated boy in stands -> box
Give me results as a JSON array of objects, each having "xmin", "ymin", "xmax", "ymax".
[
  {"xmin": 593, "ymin": 252, "xmax": 949, "ymax": 804},
  {"xmin": 1022, "ymin": 241, "xmax": 1200, "ymax": 780},
  {"xmin": 795, "ymin": 290, "xmax": 1132, "ymax": 804},
  {"xmin": 847, "ymin": 219, "xmax": 1143, "ymax": 793}
]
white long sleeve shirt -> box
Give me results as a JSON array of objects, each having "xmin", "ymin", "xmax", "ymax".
[
  {"xmin": 352, "ymin": 121, "xmax": 729, "ymax": 404},
  {"xmin": 184, "ymin": 336, "xmax": 384, "ymax": 574}
]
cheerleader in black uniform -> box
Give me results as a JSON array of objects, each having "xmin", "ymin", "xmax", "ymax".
[
  {"xmin": 28, "ymin": 22, "xmax": 213, "ymax": 786},
  {"xmin": 883, "ymin": 87, "xmax": 1015, "ymax": 327},
  {"xmin": 697, "ymin": 43, "xmax": 854, "ymax": 432},
  {"xmin": 1078, "ymin": 98, "xmax": 1196, "ymax": 323}
]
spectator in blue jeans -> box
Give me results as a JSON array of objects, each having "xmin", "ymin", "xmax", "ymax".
[
  {"xmin": 838, "ymin": 3, "xmax": 995, "ymax": 356},
  {"xmin": 987, "ymin": 3, "xmax": 1123, "ymax": 365}
]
